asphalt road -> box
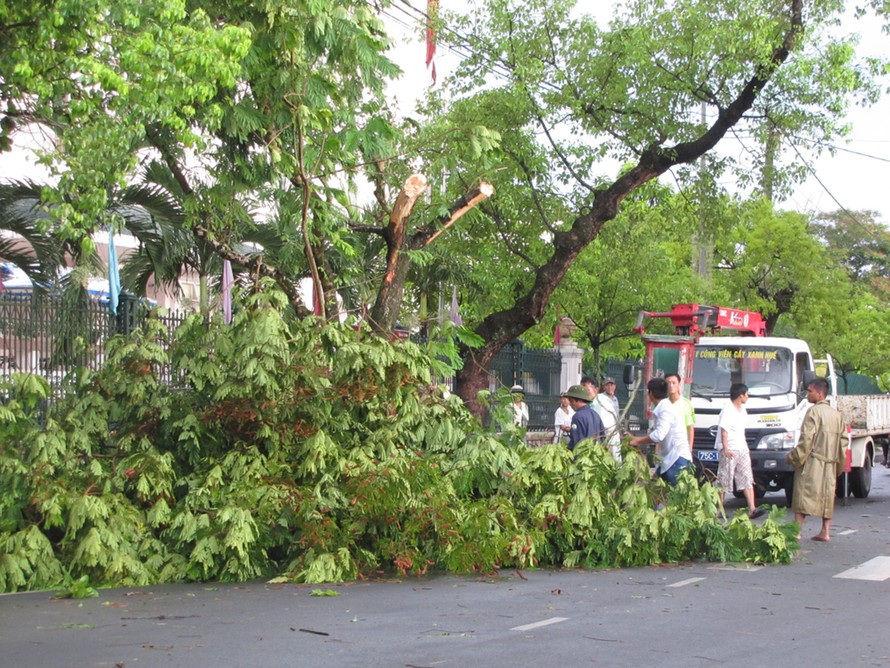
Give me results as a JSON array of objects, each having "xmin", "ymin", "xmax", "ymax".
[{"xmin": 3, "ymin": 467, "xmax": 890, "ymax": 668}]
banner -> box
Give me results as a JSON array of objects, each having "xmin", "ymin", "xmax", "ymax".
[
  {"xmin": 222, "ymin": 260, "xmax": 234, "ymax": 324},
  {"xmin": 450, "ymin": 285, "xmax": 462, "ymax": 325}
]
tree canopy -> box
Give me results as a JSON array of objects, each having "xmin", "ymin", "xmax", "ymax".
[
  {"xmin": 1, "ymin": 0, "xmax": 888, "ymax": 408},
  {"xmin": 426, "ymin": 0, "xmax": 884, "ymax": 407}
]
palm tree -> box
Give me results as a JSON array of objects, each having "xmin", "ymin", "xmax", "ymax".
[
  {"xmin": 117, "ymin": 160, "xmax": 271, "ymax": 315},
  {"xmin": 1, "ymin": 159, "xmax": 319, "ymax": 320},
  {"xmin": 0, "ymin": 180, "xmax": 77, "ymax": 287},
  {"xmin": 114, "ymin": 161, "xmax": 210, "ymax": 311},
  {"xmin": 0, "ymin": 165, "xmax": 244, "ymax": 314}
]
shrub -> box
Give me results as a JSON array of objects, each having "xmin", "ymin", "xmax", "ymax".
[{"xmin": 0, "ymin": 290, "xmax": 796, "ymax": 591}]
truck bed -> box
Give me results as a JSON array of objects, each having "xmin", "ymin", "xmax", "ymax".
[{"xmin": 836, "ymin": 394, "xmax": 890, "ymax": 433}]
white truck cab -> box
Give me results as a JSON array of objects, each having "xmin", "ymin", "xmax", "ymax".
[{"xmin": 688, "ymin": 336, "xmax": 815, "ymax": 499}]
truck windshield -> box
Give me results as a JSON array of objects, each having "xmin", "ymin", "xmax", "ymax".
[{"xmin": 691, "ymin": 346, "xmax": 793, "ymax": 397}]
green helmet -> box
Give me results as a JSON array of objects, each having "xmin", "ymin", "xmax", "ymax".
[{"xmin": 564, "ymin": 385, "xmax": 591, "ymax": 402}]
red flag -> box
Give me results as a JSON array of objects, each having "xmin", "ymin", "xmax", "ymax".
[{"xmin": 426, "ymin": 0, "xmax": 439, "ymax": 84}]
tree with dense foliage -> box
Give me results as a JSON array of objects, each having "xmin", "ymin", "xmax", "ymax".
[
  {"xmin": 0, "ymin": 0, "xmax": 251, "ymax": 237},
  {"xmin": 812, "ymin": 209, "xmax": 890, "ymax": 302},
  {"xmin": 709, "ymin": 197, "xmax": 851, "ymax": 334},
  {"xmin": 790, "ymin": 209, "xmax": 890, "ymax": 382},
  {"xmin": 421, "ymin": 0, "xmax": 882, "ymax": 414},
  {"xmin": 2, "ymin": 0, "xmax": 884, "ymax": 416}
]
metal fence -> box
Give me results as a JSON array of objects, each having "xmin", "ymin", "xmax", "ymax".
[
  {"xmin": 1, "ymin": 293, "xmax": 572, "ymax": 431},
  {"xmin": 490, "ymin": 340, "xmax": 562, "ymax": 429},
  {"xmin": 0, "ymin": 291, "xmax": 187, "ymax": 386},
  {"xmin": 489, "ymin": 350, "xmax": 645, "ymax": 433}
]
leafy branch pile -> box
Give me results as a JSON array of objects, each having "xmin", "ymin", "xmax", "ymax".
[{"xmin": 0, "ymin": 290, "xmax": 797, "ymax": 592}]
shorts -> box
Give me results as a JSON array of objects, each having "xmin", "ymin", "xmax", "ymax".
[
  {"xmin": 658, "ymin": 457, "xmax": 692, "ymax": 486},
  {"xmin": 716, "ymin": 448, "xmax": 754, "ymax": 491}
]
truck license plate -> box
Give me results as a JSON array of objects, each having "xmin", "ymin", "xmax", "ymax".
[{"xmin": 696, "ymin": 451, "xmax": 718, "ymax": 462}]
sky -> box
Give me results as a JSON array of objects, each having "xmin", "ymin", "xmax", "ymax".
[
  {"xmin": 783, "ymin": 99, "xmax": 890, "ymax": 219},
  {"xmin": 1, "ymin": 3, "xmax": 887, "ymax": 225},
  {"xmin": 768, "ymin": 15, "xmax": 890, "ymax": 221}
]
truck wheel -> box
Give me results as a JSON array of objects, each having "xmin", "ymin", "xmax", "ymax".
[
  {"xmin": 850, "ymin": 455, "xmax": 872, "ymax": 499},
  {"xmin": 784, "ymin": 478, "xmax": 794, "ymax": 505}
]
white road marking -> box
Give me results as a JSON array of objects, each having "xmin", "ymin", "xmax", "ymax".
[
  {"xmin": 667, "ymin": 577, "xmax": 705, "ymax": 588},
  {"xmin": 834, "ymin": 556, "xmax": 890, "ymax": 581},
  {"xmin": 510, "ymin": 617, "xmax": 569, "ymax": 632},
  {"xmin": 838, "ymin": 529, "xmax": 857, "ymax": 536}
]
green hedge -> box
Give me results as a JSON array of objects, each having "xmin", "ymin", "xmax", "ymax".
[{"xmin": 0, "ymin": 289, "xmax": 797, "ymax": 592}]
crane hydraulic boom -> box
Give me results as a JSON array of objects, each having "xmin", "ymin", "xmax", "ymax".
[{"xmin": 633, "ymin": 303, "xmax": 766, "ymax": 339}]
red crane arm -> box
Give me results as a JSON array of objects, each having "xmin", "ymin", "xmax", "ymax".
[{"xmin": 634, "ymin": 303, "xmax": 766, "ymax": 338}]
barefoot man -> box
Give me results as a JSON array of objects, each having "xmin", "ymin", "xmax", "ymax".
[{"xmin": 786, "ymin": 377, "xmax": 847, "ymax": 542}]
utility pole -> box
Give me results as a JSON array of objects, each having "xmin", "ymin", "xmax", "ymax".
[
  {"xmin": 762, "ymin": 118, "xmax": 779, "ymax": 203},
  {"xmin": 692, "ymin": 101, "xmax": 713, "ymax": 283}
]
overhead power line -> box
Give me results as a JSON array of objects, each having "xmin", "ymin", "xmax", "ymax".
[{"xmin": 782, "ymin": 133, "xmax": 885, "ymax": 242}]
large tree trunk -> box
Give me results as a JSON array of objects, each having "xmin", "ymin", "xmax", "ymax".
[
  {"xmin": 760, "ymin": 287, "xmax": 795, "ymax": 334},
  {"xmin": 454, "ymin": 0, "xmax": 803, "ymax": 414},
  {"xmin": 370, "ymin": 256, "xmax": 414, "ymax": 333}
]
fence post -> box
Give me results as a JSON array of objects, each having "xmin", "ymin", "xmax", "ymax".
[
  {"xmin": 511, "ymin": 339, "xmax": 523, "ymax": 386},
  {"xmin": 558, "ymin": 339, "xmax": 583, "ymax": 392},
  {"xmin": 115, "ymin": 293, "xmax": 141, "ymax": 335}
]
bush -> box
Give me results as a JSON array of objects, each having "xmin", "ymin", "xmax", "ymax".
[{"xmin": 0, "ymin": 290, "xmax": 797, "ymax": 592}]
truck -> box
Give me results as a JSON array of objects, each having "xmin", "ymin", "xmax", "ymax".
[{"xmin": 631, "ymin": 303, "xmax": 890, "ymax": 501}]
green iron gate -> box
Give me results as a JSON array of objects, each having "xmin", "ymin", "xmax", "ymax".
[{"xmin": 490, "ymin": 340, "xmax": 562, "ymax": 430}]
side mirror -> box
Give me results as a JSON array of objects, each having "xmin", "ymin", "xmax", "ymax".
[{"xmin": 802, "ymin": 369, "xmax": 816, "ymax": 387}]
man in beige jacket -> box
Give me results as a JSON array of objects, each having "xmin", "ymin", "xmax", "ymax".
[{"xmin": 786, "ymin": 377, "xmax": 847, "ymax": 542}]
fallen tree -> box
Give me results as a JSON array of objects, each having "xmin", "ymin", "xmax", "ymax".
[{"xmin": 0, "ymin": 302, "xmax": 797, "ymax": 591}]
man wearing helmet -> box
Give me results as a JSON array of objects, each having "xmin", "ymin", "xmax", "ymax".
[{"xmin": 563, "ymin": 384, "xmax": 606, "ymax": 451}]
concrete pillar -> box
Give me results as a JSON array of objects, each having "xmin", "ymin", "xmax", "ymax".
[{"xmin": 558, "ymin": 340, "xmax": 584, "ymax": 392}]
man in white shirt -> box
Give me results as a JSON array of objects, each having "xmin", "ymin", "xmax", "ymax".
[
  {"xmin": 666, "ymin": 373, "xmax": 695, "ymax": 450},
  {"xmin": 716, "ymin": 383, "xmax": 764, "ymax": 519},
  {"xmin": 594, "ymin": 381, "xmax": 621, "ymax": 462},
  {"xmin": 628, "ymin": 378, "xmax": 692, "ymax": 485},
  {"xmin": 553, "ymin": 392, "xmax": 574, "ymax": 444},
  {"xmin": 602, "ymin": 377, "xmax": 620, "ymax": 415}
]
